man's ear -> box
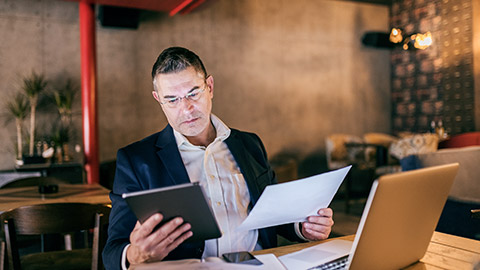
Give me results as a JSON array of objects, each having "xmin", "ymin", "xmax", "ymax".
[
  {"xmin": 152, "ymin": 90, "xmax": 160, "ymax": 102},
  {"xmin": 206, "ymin": 75, "xmax": 214, "ymax": 97}
]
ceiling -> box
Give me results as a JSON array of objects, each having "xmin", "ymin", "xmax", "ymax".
[
  {"xmin": 64, "ymin": 0, "xmax": 392, "ymax": 16},
  {"xmin": 340, "ymin": 0, "xmax": 392, "ymax": 5},
  {"xmin": 63, "ymin": 0, "xmax": 209, "ymax": 16}
]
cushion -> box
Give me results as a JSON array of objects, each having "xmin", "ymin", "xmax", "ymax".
[{"xmin": 389, "ymin": 133, "xmax": 439, "ymax": 160}]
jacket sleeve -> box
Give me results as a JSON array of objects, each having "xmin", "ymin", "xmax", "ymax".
[
  {"xmin": 245, "ymin": 132, "xmax": 305, "ymax": 244},
  {"xmin": 102, "ymin": 148, "xmax": 141, "ymax": 270}
]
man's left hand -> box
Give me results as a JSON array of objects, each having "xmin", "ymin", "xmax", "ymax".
[{"xmin": 301, "ymin": 208, "xmax": 334, "ymax": 241}]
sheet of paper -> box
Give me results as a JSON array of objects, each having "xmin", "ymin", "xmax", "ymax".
[
  {"xmin": 237, "ymin": 166, "xmax": 351, "ymax": 232},
  {"xmin": 129, "ymin": 258, "xmax": 260, "ymax": 270},
  {"xmin": 129, "ymin": 254, "xmax": 284, "ymax": 270},
  {"xmin": 254, "ymin": 254, "xmax": 287, "ymax": 270}
]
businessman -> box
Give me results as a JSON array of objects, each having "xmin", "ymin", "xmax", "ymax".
[{"xmin": 103, "ymin": 47, "xmax": 334, "ymax": 269}]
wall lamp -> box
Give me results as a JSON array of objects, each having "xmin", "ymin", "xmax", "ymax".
[{"xmin": 389, "ymin": 28, "xmax": 433, "ymax": 50}]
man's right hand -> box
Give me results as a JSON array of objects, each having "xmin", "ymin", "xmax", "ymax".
[{"xmin": 127, "ymin": 213, "xmax": 193, "ymax": 265}]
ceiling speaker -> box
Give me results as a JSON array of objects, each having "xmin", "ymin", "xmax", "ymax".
[
  {"xmin": 361, "ymin": 32, "xmax": 394, "ymax": 49},
  {"xmin": 98, "ymin": 5, "xmax": 140, "ymax": 29}
]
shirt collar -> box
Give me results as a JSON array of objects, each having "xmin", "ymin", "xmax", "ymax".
[{"xmin": 173, "ymin": 114, "xmax": 231, "ymax": 149}]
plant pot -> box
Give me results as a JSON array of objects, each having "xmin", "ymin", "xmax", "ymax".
[{"xmin": 22, "ymin": 155, "xmax": 46, "ymax": 165}]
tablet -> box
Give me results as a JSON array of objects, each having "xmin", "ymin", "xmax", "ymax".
[{"xmin": 122, "ymin": 182, "xmax": 221, "ymax": 242}]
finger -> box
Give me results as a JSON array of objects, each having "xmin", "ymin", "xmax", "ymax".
[
  {"xmin": 303, "ymin": 226, "xmax": 330, "ymax": 240},
  {"xmin": 164, "ymin": 225, "xmax": 193, "ymax": 251},
  {"xmin": 149, "ymin": 223, "xmax": 193, "ymax": 260},
  {"xmin": 307, "ymin": 216, "xmax": 334, "ymax": 227},
  {"xmin": 303, "ymin": 221, "xmax": 331, "ymax": 233},
  {"xmin": 147, "ymin": 217, "xmax": 185, "ymax": 246},
  {"xmin": 317, "ymin": 208, "xmax": 333, "ymax": 217},
  {"xmin": 131, "ymin": 214, "xmax": 164, "ymax": 241},
  {"xmin": 303, "ymin": 222, "xmax": 331, "ymax": 240},
  {"xmin": 157, "ymin": 222, "xmax": 192, "ymax": 248}
]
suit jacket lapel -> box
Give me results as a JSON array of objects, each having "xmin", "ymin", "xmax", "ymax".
[
  {"xmin": 155, "ymin": 125, "xmax": 191, "ymax": 185},
  {"xmin": 225, "ymin": 130, "xmax": 263, "ymax": 204}
]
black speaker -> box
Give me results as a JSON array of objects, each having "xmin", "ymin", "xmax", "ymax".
[
  {"xmin": 98, "ymin": 5, "xmax": 140, "ymax": 29},
  {"xmin": 361, "ymin": 32, "xmax": 394, "ymax": 49}
]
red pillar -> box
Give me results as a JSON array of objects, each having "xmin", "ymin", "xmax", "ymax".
[{"xmin": 79, "ymin": 1, "xmax": 99, "ymax": 184}]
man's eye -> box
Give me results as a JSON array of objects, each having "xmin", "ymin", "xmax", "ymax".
[
  {"xmin": 168, "ymin": 98, "xmax": 179, "ymax": 104},
  {"xmin": 187, "ymin": 92, "xmax": 198, "ymax": 98}
]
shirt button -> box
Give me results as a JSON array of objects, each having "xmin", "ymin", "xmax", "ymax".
[
  {"xmin": 216, "ymin": 202, "xmax": 221, "ymax": 206},
  {"xmin": 210, "ymin": 175, "xmax": 215, "ymax": 179}
]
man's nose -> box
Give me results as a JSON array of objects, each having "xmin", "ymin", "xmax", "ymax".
[{"xmin": 179, "ymin": 97, "xmax": 194, "ymax": 111}]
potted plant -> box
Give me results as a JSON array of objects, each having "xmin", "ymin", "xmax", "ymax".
[
  {"xmin": 51, "ymin": 79, "xmax": 77, "ymax": 162},
  {"xmin": 5, "ymin": 93, "xmax": 29, "ymax": 162},
  {"xmin": 50, "ymin": 125, "xmax": 70, "ymax": 163},
  {"xmin": 22, "ymin": 72, "xmax": 48, "ymax": 158}
]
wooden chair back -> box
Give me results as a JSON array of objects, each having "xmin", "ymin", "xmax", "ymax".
[
  {"xmin": 0, "ymin": 177, "xmax": 67, "ymax": 189},
  {"xmin": 0, "ymin": 203, "xmax": 110, "ymax": 270}
]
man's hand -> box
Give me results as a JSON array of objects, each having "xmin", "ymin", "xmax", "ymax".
[
  {"xmin": 301, "ymin": 208, "xmax": 334, "ymax": 241},
  {"xmin": 127, "ymin": 213, "xmax": 193, "ymax": 265}
]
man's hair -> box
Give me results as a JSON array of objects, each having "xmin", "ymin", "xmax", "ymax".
[{"xmin": 151, "ymin": 47, "xmax": 207, "ymax": 80}]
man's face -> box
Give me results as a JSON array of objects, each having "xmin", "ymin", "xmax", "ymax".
[{"xmin": 152, "ymin": 66, "xmax": 214, "ymax": 139}]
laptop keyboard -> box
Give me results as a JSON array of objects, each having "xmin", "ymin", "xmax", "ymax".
[{"xmin": 308, "ymin": 255, "xmax": 349, "ymax": 270}]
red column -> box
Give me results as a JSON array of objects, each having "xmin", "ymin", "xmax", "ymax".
[{"xmin": 79, "ymin": 1, "xmax": 99, "ymax": 184}]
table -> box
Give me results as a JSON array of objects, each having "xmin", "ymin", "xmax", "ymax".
[
  {"xmin": 0, "ymin": 184, "xmax": 111, "ymax": 213},
  {"xmin": 253, "ymin": 232, "xmax": 480, "ymax": 269}
]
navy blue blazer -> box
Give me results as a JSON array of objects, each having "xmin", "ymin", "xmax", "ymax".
[{"xmin": 102, "ymin": 125, "xmax": 301, "ymax": 270}]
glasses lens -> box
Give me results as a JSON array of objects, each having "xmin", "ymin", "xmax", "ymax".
[
  {"xmin": 162, "ymin": 85, "xmax": 205, "ymax": 107},
  {"xmin": 165, "ymin": 98, "xmax": 179, "ymax": 107},
  {"xmin": 186, "ymin": 88, "xmax": 204, "ymax": 101}
]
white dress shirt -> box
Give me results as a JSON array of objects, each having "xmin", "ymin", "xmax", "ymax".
[
  {"xmin": 174, "ymin": 114, "xmax": 258, "ymax": 258},
  {"xmin": 121, "ymin": 115, "xmax": 307, "ymax": 269}
]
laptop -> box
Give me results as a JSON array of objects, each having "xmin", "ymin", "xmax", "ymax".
[{"xmin": 278, "ymin": 163, "xmax": 459, "ymax": 270}]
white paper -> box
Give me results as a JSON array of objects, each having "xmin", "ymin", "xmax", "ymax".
[
  {"xmin": 129, "ymin": 254, "xmax": 285, "ymax": 270},
  {"xmin": 254, "ymin": 254, "xmax": 287, "ymax": 270},
  {"xmin": 279, "ymin": 239, "xmax": 353, "ymax": 270},
  {"xmin": 237, "ymin": 166, "xmax": 351, "ymax": 232}
]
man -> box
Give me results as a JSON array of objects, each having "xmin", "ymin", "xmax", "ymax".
[{"xmin": 102, "ymin": 47, "xmax": 334, "ymax": 269}]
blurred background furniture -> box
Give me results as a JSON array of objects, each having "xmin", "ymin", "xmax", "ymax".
[
  {"xmin": 0, "ymin": 177, "xmax": 67, "ymax": 189},
  {"xmin": 396, "ymin": 132, "xmax": 480, "ymax": 240},
  {"xmin": 0, "ymin": 184, "xmax": 111, "ymax": 213},
  {"xmin": 99, "ymin": 160, "xmax": 117, "ymax": 190},
  {"xmin": 438, "ymin": 131, "xmax": 480, "ymax": 149},
  {"xmin": 1, "ymin": 203, "xmax": 110, "ymax": 270},
  {"xmin": 0, "ymin": 163, "xmax": 84, "ymax": 188},
  {"xmin": 417, "ymin": 146, "xmax": 480, "ymax": 240},
  {"xmin": 0, "ymin": 172, "xmax": 42, "ymax": 190},
  {"xmin": 14, "ymin": 163, "xmax": 84, "ymax": 184},
  {"xmin": 363, "ymin": 133, "xmax": 401, "ymax": 176},
  {"xmin": 325, "ymin": 134, "xmax": 376, "ymax": 213}
]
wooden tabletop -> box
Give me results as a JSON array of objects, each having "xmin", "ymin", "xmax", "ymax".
[
  {"xmin": 253, "ymin": 232, "xmax": 480, "ymax": 269},
  {"xmin": 0, "ymin": 184, "xmax": 111, "ymax": 213}
]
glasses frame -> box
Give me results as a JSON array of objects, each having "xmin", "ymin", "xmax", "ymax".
[{"xmin": 159, "ymin": 83, "xmax": 208, "ymax": 108}]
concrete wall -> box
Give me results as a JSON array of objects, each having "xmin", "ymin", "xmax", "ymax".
[
  {"xmin": 474, "ymin": 0, "xmax": 480, "ymax": 130},
  {"xmin": 0, "ymin": 0, "xmax": 391, "ymax": 174}
]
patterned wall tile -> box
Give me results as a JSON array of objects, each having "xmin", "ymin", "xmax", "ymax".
[{"xmin": 390, "ymin": 0, "xmax": 475, "ymax": 135}]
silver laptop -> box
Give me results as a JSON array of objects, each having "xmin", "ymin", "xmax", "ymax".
[{"xmin": 279, "ymin": 163, "xmax": 459, "ymax": 270}]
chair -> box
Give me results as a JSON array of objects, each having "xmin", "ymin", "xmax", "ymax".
[
  {"xmin": 1, "ymin": 240, "xmax": 5, "ymax": 270},
  {"xmin": 472, "ymin": 209, "xmax": 480, "ymax": 219},
  {"xmin": 99, "ymin": 160, "xmax": 117, "ymax": 190},
  {"xmin": 0, "ymin": 177, "xmax": 67, "ymax": 189},
  {"xmin": 1, "ymin": 203, "xmax": 111, "ymax": 270},
  {"xmin": 325, "ymin": 134, "xmax": 363, "ymax": 171},
  {"xmin": 326, "ymin": 134, "xmax": 375, "ymax": 214},
  {"xmin": 438, "ymin": 131, "xmax": 480, "ymax": 148}
]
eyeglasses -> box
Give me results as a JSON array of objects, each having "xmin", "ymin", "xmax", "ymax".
[{"xmin": 159, "ymin": 85, "xmax": 207, "ymax": 108}]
